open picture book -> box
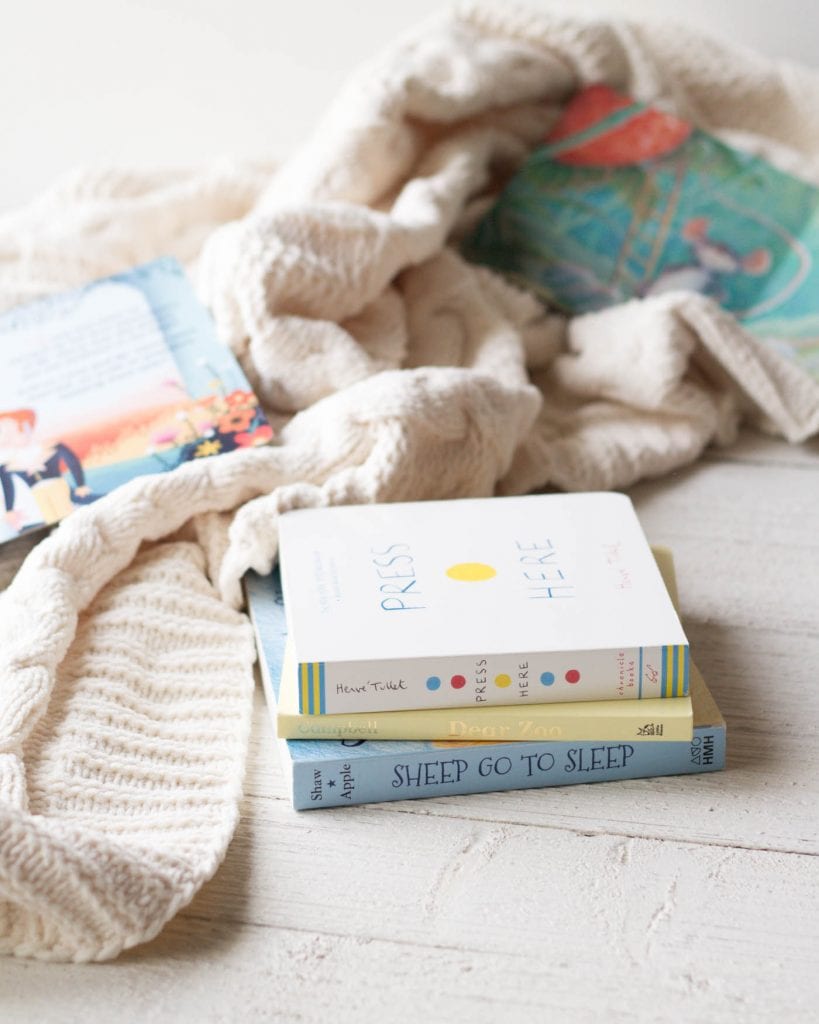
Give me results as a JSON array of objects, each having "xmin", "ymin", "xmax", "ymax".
[{"xmin": 0, "ymin": 257, "xmax": 271, "ymax": 544}]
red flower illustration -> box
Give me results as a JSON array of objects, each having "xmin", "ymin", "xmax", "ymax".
[
  {"xmin": 216, "ymin": 408, "xmax": 255, "ymax": 434},
  {"xmin": 234, "ymin": 424, "xmax": 274, "ymax": 448},
  {"xmin": 225, "ymin": 389, "xmax": 257, "ymax": 409}
]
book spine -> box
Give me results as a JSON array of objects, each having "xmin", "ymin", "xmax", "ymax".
[
  {"xmin": 287, "ymin": 723, "xmax": 724, "ymax": 810},
  {"xmin": 298, "ymin": 644, "xmax": 690, "ymax": 715},
  {"xmin": 277, "ymin": 698, "xmax": 692, "ymax": 742}
]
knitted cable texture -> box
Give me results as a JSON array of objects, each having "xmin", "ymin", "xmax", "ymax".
[{"xmin": 1, "ymin": 3, "xmax": 818, "ymax": 960}]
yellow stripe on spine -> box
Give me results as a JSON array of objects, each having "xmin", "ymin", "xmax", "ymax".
[
  {"xmin": 676, "ymin": 645, "xmax": 685, "ymax": 697},
  {"xmin": 665, "ymin": 646, "xmax": 673, "ymax": 697},
  {"xmin": 300, "ymin": 662, "xmax": 309, "ymax": 714},
  {"xmin": 312, "ymin": 664, "xmax": 320, "ymax": 716}
]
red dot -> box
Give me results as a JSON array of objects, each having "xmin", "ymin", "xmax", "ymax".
[
  {"xmin": 565, "ymin": 669, "xmax": 581, "ymax": 684},
  {"xmin": 451, "ymin": 674, "xmax": 466, "ymax": 689}
]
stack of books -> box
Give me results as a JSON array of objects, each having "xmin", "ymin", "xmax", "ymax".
[{"xmin": 246, "ymin": 492, "xmax": 726, "ymax": 809}]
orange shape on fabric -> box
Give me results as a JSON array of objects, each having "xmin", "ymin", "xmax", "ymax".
[{"xmin": 546, "ymin": 83, "xmax": 692, "ymax": 167}]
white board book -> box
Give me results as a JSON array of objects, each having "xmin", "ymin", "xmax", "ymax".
[{"xmin": 277, "ymin": 492, "xmax": 689, "ymax": 715}]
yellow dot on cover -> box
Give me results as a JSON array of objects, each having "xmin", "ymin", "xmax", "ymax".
[
  {"xmin": 494, "ymin": 673, "xmax": 512, "ymax": 688},
  {"xmin": 446, "ymin": 562, "xmax": 497, "ymax": 582}
]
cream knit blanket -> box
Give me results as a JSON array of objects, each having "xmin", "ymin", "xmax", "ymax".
[{"xmin": 1, "ymin": 4, "xmax": 818, "ymax": 961}]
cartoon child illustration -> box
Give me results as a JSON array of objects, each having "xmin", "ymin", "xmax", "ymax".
[
  {"xmin": 0, "ymin": 408, "xmax": 91, "ymax": 533},
  {"xmin": 645, "ymin": 216, "xmax": 772, "ymax": 301}
]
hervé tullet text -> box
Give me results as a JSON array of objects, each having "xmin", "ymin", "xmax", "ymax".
[{"xmin": 335, "ymin": 679, "xmax": 407, "ymax": 695}]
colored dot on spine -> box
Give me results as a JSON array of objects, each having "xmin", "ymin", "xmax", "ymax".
[
  {"xmin": 565, "ymin": 669, "xmax": 581, "ymax": 684},
  {"xmin": 450, "ymin": 674, "xmax": 466, "ymax": 689},
  {"xmin": 426, "ymin": 676, "xmax": 441, "ymax": 691},
  {"xmin": 494, "ymin": 673, "xmax": 512, "ymax": 688},
  {"xmin": 540, "ymin": 671, "xmax": 555, "ymax": 686}
]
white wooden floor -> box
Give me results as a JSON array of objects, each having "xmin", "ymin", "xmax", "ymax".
[{"xmin": 2, "ymin": 431, "xmax": 818, "ymax": 1022}]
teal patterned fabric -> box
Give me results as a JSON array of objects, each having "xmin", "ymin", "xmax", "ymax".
[{"xmin": 464, "ymin": 85, "xmax": 819, "ymax": 379}]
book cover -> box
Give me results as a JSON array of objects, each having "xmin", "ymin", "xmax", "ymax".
[
  {"xmin": 0, "ymin": 257, "xmax": 272, "ymax": 544},
  {"xmin": 278, "ymin": 492, "xmax": 688, "ymax": 714},
  {"xmin": 462, "ymin": 83, "xmax": 819, "ymax": 380},
  {"xmin": 245, "ymin": 564, "xmax": 724, "ymax": 811}
]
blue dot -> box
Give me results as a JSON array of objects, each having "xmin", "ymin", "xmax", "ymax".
[
  {"xmin": 540, "ymin": 671, "xmax": 555, "ymax": 686},
  {"xmin": 426, "ymin": 676, "xmax": 441, "ymax": 691}
]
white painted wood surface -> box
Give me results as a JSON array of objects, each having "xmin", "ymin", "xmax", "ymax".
[{"xmin": 2, "ymin": 431, "xmax": 818, "ymax": 1022}]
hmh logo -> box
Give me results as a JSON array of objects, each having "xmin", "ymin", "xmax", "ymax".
[{"xmin": 690, "ymin": 734, "xmax": 715, "ymax": 766}]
